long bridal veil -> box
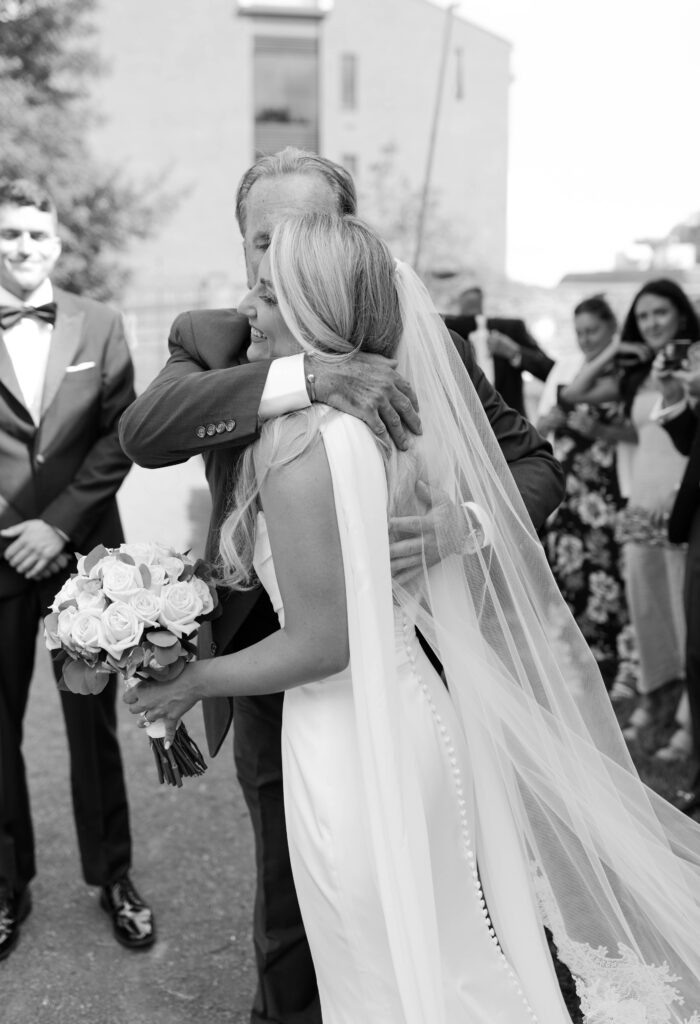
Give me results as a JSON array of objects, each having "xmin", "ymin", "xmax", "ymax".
[
  {"xmin": 336, "ymin": 261, "xmax": 700, "ymax": 1024},
  {"xmin": 267, "ymin": 209, "xmax": 700, "ymax": 1022}
]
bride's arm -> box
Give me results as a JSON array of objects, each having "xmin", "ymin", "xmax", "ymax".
[{"xmin": 124, "ymin": 437, "xmax": 349, "ymax": 732}]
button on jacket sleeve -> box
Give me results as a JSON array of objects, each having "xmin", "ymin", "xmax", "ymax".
[{"xmin": 119, "ymin": 309, "xmax": 269, "ymax": 468}]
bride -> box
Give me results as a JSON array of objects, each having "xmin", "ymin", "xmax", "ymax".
[{"xmin": 127, "ymin": 213, "xmax": 700, "ymax": 1024}]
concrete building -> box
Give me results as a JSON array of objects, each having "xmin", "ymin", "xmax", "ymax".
[{"xmin": 90, "ymin": 0, "xmax": 511, "ymax": 357}]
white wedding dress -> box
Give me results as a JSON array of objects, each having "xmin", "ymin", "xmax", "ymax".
[
  {"xmin": 235, "ymin": 258, "xmax": 700, "ymax": 1023},
  {"xmin": 251, "ymin": 411, "xmax": 574, "ymax": 1024}
]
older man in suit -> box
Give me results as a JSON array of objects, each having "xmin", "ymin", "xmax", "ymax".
[
  {"xmin": 443, "ymin": 285, "xmax": 554, "ymax": 416},
  {"xmin": 0, "ymin": 179, "xmax": 154, "ymax": 960},
  {"xmin": 120, "ymin": 148, "xmax": 565, "ymax": 1024}
]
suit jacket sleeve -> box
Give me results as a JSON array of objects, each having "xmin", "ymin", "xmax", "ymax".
[
  {"xmin": 661, "ymin": 404, "xmax": 698, "ymax": 456},
  {"xmin": 447, "ymin": 329, "xmax": 564, "ymax": 530},
  {"xmin": 443, "ymin": 315, "xmax": 554, "ymax": 383},
  {"xmin": 41, "ymin": 312, "xmax": 135, "ymax": 547},
  {"xmin": 512, "ymin": 323, "xmax": 555, "ymax": 383},
  {"xmin": 119, "ymin": 311, "xmax": 270, "ymax": 468}
]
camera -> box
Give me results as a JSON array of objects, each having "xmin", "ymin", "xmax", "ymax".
[{"xmin": 656, "ymin": 340, "xmax": 691, "ymax": 374}]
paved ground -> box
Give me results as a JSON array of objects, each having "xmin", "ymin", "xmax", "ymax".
[{"xmin": 1, "ymin": 461, "xmax": 259, "ymax": 1024}]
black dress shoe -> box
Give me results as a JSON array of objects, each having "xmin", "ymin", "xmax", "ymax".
[
  {"xmin": 0, "ymin": 886, "xmax": 31, "ymax": 961},
  {"xmin": 673, "ymin": 789, "xmax": 700, "ymax": 816},
  {"xmin": 100, "ymin": 875, "xmax": 155, "ymax": 950}
]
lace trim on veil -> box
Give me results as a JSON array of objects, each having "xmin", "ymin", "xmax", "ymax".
[{"xmin": 532, "ymin": 868, "xmax": 700, "ymax": 1024}]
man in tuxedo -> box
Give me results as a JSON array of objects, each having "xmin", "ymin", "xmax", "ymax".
[
  {"xmin": 655, "ymin": 360, "xmax": 700, "ymax": 816},
  {"xmin": 443, "ymin": 285, "xmax": 554, "ymax": 416},
  {"xmin": 120, "ymin": 148, "xmax": 564, "ymax": 1024},
  {"xmin": 0, "ymin": 180, "xmax": 154, "ymax": 960}
]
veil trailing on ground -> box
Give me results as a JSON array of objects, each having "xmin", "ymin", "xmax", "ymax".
[{"xmin": 324, "ymin": 260, "xmax": 700, "ymax": 1024}]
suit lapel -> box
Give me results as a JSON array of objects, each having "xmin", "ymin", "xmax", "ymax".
[
  {"xmin": 41, "ymin": 301, "xmax": 84, "ymax": 416},
  {"xmin": 0, "ymin": 330, "xmax": 30, "ymax": 414}
]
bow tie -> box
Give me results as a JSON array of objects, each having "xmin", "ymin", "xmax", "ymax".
[{"xmin": 0, "ymin": 302, "xmax": 57, "ymax": 331}]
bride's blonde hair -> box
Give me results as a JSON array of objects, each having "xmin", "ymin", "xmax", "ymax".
[{"xmin": 218, "ymin": 213, "xmax": 407, "ymax": 589}]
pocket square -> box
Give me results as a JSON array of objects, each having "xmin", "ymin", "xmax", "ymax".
[{"xmin": 66, "ymin": 361, "xmax": 96, "ymax": 373}]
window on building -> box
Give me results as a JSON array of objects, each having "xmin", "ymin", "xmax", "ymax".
[
  {"xmin": 341, "ymin": 154, "xmax": 358, "ymax": 178},
  {"xmin": 340, "ymin": 53, "xmax": 357, "ymax": 111},
  {"xmin": 455, "ymin": 47, "xmax": 464, "ymax": 101},
  {"xmin": 254, "ymin": 35, "xmax": 319, "ymax": 155}
]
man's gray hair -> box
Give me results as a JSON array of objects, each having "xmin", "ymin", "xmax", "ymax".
[{"xmin": 235, "ymin": 148, "xmax": 357, "ymax": 232}]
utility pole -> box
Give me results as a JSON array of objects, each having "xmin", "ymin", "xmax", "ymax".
[{"xmin": 413, "ymin": 2, "xmax": 457, "ymax": 273}]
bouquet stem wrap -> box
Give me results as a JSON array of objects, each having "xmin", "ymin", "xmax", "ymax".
[{"xmin": 123, "ymin": 676, "xmax": 207, "ymax": 788}]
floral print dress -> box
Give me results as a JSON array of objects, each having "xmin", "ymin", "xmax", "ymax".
[{"xmin": 544, "ymin": 402, "xmax": 639, "ymax": 692}]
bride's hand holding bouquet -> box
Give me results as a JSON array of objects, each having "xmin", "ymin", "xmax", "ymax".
[
  {"xmin": 44, "ymin": 541, "xmax": 218, "ymax": 786},
  {"xmin": 122, "ymin": 658, "xmax": 206, "ymax": 746}
]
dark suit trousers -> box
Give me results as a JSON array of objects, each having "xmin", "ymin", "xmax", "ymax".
[
  {"xmin": 228, "ymin": 593, "xmax": 320, "ymax": 1024},
  {"xmin": 0, "ymin": 581, "xmax": 131, "ymax": 894},
  {"xmin": 685, "ymin": 512, "xmax": 700, "ymax": 790}
]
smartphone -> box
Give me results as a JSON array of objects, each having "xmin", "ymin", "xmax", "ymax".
[{"xmin": 657, "ymin": 340, "xmax": 691, "ymax": 373}]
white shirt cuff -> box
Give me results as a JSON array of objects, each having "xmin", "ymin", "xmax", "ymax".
[
  {"xmin": 258, "ymin": 354, "xmax": 311, "ymax": 421},
  {"xmin": 649, "ymin": 395, "xmax": 688, "ymax": 423},
  {"xmin": 461, "ymin": 501, "xmax": 494, "ymax": 553}
]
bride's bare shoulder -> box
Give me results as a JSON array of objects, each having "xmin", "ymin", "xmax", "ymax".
[{"xmin": 254, "ymin": 407, "xmax": 328, "ymax": 476}]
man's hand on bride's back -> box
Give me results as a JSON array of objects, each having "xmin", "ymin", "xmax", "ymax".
[
  {"xmin": 390, "ymin": 482, "xmax": 466, "ymax": 586},
  {"xmin": 308, "ymin": 352, "xmax": 421, "ymax": 451}
]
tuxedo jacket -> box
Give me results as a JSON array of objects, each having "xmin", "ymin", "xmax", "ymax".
[
  {"xmin": 0, "ymin": 287, "xmax": 135, "ymax": 599},
  {"xmin": 442, "ymin": 315, "xmax": 554, "ymax": 416},
  {"xmin": 664, "ymin": 405, "xmax": 700, "ymax": 544},
  {"xmin": 120, "ymin": 310, "xmax": 565, "ymax": 756}
]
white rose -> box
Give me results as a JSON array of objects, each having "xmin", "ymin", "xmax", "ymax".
[
  {"xmin": 190, "ymin": 575, "xmax": 215, "ymax": 616},
  {"xmin": 45, "ymin": 605, "xmax": 77, "ymax": 650},
  {"xmin": 101, "ymin": 561, "xmax": 145, "ymax": 602},
  {"xmin": 160, "ymin": 555, "xmax": 185, "ymax": 580},
  {"xmin": 151, "ymin": 542, "xmax": 176, "ymax": 561},
  {"xmin": 143, "ymin": 564, "xmax": 166, "ymax": 590},
  {"xmin": 76, "ymin": 551, "xmax": 118, "ymax": 578},
  {"xmin": 50, "ymin": 576, "xmax": 80, "ymax": 612},
  {"xmin": 68, "ymin": 608, "xmax": 105, "ymax": 655},
  {"xmin": 101, "ymin": 602, "xmax": 144, "ymax": 660},
  {"xmin": 76, "ymin": 589, "xmax": 108, "ymax": 612},
  {"xmin": 55, "ymin": 605, "xmax": 79, "ymax": 645},
  {"xmin": 44, "ymin": 623, "xmax": 61, "ymax": 652},
  {"xmin": 158, "ymin": 581, "xmax": 204, "ymax": 636},
  {"xmin": 128, "ymin": 588, "xmax": 162, "ymax": 625},
  {"xmin": 118, "ymin": 542, "xmax": 160, "ymax": 564}
]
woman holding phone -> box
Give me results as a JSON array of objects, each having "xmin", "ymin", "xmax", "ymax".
[{"xmin": 561, "ymin": 278, "xmax": 698, "ymax": 758}]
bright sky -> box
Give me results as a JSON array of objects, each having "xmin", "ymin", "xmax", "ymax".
[{"xmin": 431, "ymin": 0, "xmax": 700, "ymax": 286}]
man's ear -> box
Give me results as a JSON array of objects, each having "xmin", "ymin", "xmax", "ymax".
[
  {"xmin": 46, "ymin": 233, "xmax": 62, "ymax": 275},
  {"xmin": 242, "ymin": 240, "xmax": 254, "ymax": 289}
]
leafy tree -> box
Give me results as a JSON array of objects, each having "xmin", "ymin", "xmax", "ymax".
[
  {"xmin": 360, "ymin": 142, "xmax": 471, "ymax": 277},
  {"xmin": 0, "ymin": 0, "xmax": 175, "ymax": 300}
]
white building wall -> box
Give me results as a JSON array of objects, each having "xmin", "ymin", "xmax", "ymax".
[
  {"xmin": 88, "ymin": 0, "xmax": 509, "ymax": 336},
  {"xmin": 322, "ymin": 0, "xmax": 510, "ymax": 275},
  {"xmin": 90, "ymin": 0, "xmax": 254, "ymax": 308}
]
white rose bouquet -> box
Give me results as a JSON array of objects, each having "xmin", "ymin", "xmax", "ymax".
[{"xmin": 44, "ymin": 542, "xmax": 218, "ymax": 787}]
